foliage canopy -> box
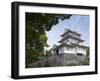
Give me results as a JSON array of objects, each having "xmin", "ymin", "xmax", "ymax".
[{"xmin": 26, "ymin": 13, "xmax": 71, "ymax": 66}]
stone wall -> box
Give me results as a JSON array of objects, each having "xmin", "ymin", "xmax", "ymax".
[{"xmin": 28, "ymin": 53, "xmax": 88, "ymax": 68}]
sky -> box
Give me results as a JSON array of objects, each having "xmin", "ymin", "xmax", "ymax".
[{"xmin": 46, "ymin": 15, "xmax": 89, "ymax": 50}]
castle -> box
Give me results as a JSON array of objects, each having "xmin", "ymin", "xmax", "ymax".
[{"xmin": 53, "ymin": 28, "xmax": 88, "ymax": 56}]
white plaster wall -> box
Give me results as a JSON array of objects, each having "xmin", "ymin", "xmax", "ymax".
[
  {"xmin": 76, "ymin": 48, "xmax": 86, "ymax": 55},
  {"xmin": 63, "ymin": 40, "xmax": 69, "ymax": 44},
  {"xmin": 59, "ymin": 47, "xmax": 64, "ymax": 54},
  {"xmin": 64, "ymin": 50, "xmax": 75, "ymax": 54},
  {"xmin": 69, "ymin": 38, "xmax": 78, "ymax": 44},
  {"xmin": 59, "ymin": 46, "xmax": 86, "ymax": 55},
  {"xmin": 59, "ymin": 47, "xmax": 75, "ymax": 54},
  {"xmin": 79, "ymin": 42, "xmax": 83, "ymax": 45}
]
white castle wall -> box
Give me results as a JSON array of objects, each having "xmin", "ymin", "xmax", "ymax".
[{"xmin": 58, "ymin": 46, "xmax": 86, "ymax": 55}]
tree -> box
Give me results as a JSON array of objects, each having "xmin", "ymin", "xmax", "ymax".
[
  {"xmin": 86, "ymin": 47, "xmax": 89, "ymax": 56},
  {"xmin": 26, "ymin": 13, "xmax": 71, "ymax": 66},
  {"xmin": 82, "ymin": 47, "xmax": 90, "ymax": 65}
]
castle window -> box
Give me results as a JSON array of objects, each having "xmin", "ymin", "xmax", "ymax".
[{"xmin": 77, "ymin": 53, "xmax": 83, "ymax": 56}]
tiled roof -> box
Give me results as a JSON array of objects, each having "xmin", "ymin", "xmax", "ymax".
[
  {"xmin": 59, "ymin": 35, "xmax": 84, "ymax": 43},
  {"xmin": 61, "ymin": 29, "xmax": 81, "ymax": 37}
]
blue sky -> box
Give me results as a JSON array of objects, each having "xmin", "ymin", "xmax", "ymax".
[{"xmin": 46, "ymin": 15, "xmax": 89, "ymax": 49}]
